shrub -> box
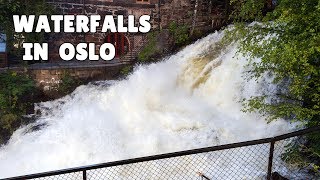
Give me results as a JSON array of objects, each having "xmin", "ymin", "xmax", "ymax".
[
  {"xmin": 57, "ymin": 73, "xmax": 81, "ymax": 95},
  {"xmin": 168, "ymin": 21, "xmax": 190, "ymax": 47},
  {"xmin": 120, "ymin": 65, "xmax": 133, "ymax": 76},
  {"xmin": 0, "ymin": 71, "xmax": 35, "ymax": 144},
  {"xmin": 138, "ymin": 31, "xmax": 161, "ymax": 62}
]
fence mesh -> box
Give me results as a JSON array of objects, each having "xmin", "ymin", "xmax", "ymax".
[
  {"xmin": 7, "ymin": 128, "xmax": 320, "ymax": 180},
  {"xmin": 272, "ymin": 133, "xmax": 319, "ymax": 180},
  {"xmin": 86, "ymin": 144, "xmax": 269, "ymax": 180},
  {"xmin": 32, "ymin": 172, "xmax": 82, "ymax": 180}
]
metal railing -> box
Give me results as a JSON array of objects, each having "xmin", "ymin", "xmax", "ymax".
[{"xmin": 3, "ymin": 126, "xmax": 320, "ymax": 180}]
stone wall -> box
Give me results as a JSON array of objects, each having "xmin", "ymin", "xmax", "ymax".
[
  {"xmin": 31, "ymin": 65, "xmax": 125, "ymax": 92},
  {"xmin": 0, "ymin": 0, "xmax": 231, "ymax": 97},
  {"xmin": 159, "ymin": 0, "xmax": 228, "ymax": 33},
  {"xmin": 45, "ymin": 0, "xmax": 228, "ymax": 62},
  {"xmin": 3, "ymin": 63, "xmax": 128, "ymax": 95},
  {"xmin": 46, "ymin": 0, "xmax": 158, "ymax": 62}
]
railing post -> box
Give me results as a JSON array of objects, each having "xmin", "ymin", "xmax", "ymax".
[
  {"xmin": 197, "ymin": 172, "xmax": 211, "ymax": 180},
  {"xmin": 267, "ymin": 141, "xmax": 275, "ymax": 180},
  {"xmin": 82, "ymin": 170, "xmax": 87, "ymax": 180}
]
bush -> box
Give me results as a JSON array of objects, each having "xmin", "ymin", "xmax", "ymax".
[
  {"xmin": 0, "ymin": 71, "xmax": 35, "ymax": 144},
  {"xmin": 168, "ymin": 21, "xmax": 190, "ymax": 47},
  {"xmin": 120, "ymin": 65, "xmax": 133, "ymax": 77},
  {"xmin": 138, "ymin": 23, "xmax": 190, "ymax": 63},
  {"xmin": 57, "ymin": 73, "xmax": 82, "ymax": 95},
  {"xmin": 138, "ymin": 31, "xmax": 161, "ymax": 62}
]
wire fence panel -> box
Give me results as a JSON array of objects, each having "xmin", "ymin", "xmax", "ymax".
[
  {"xmin": 88, "ymin": 144, "xmax": 270, "ymax": 180},
  {"xmin": 87, "ymin": 145, "xmax": 263, "ymax": 179},
  {"xmin": 272, "ymin": 133, "xmax": 319, "ymax": 180},
  {"xmin": 3, "ymin": 127, "xmax": 320, "ymax": 180},
  {"xmin": 31, "ymin": 172, "xmax": 83, "ymax": 180}
]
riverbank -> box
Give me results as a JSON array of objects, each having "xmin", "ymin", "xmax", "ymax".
[
  {"xmin": 0, "ymin": 60, "xmax": 131, "ymax": 98},
  {"xmin": 0, "ymin": 60, "xmax": 133, "ymax": 145}
]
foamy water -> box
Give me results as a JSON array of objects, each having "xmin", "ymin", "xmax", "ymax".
[{"xmin": 0, "ymin": 31, "xmax": 294, "ymax": 178}]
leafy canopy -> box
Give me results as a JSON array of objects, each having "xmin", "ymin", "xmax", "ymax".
[
  {"xmin": 0, "ymin": 71, "xmax": 35, "ymax": 144},
  {"xmin": 226, "ymin": 0, "xmax": 320, "ymax": 172},
  {"xmin": 0, "ymin": 0, "xmax": 54, "ymax": 56},
  {"xmin": 227, "ymin": 0, "xmax": 320, "ymax": 124}
]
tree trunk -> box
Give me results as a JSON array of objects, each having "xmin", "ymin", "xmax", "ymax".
[{"xmin": 190, "ymin": 0, "xmax": 199, "ymax": 36}]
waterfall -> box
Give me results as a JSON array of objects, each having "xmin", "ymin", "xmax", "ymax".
[{"xmin": 0, "ymin": 30, "xmax": 294, "ymax": 178}]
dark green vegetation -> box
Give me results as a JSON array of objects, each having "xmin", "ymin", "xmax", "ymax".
[
  {"xmin": 0, "ymin": 0, "xmax": 55, "ymax": 144},
  {"xmin": 0, "ymin": 72, "xmax": 35, "ymax": 144},
  {"xmin": 227, "ymin": 0, "xmax": 320, "ymax": 174},
  {"xmin": 120, "ymin": 65, "xmax": 134, "ymax": 77},
  {"xmin": 138, "ymin": 31, "xmax": 163, "ymax": 63},
  {"xmin": 0, "ymin": 71, "xmax": 85, "ymax": 144},
  {"xmin": 168, "ymin": 22, "xmax": 190, "ymax": 47},
  {"xmin": 57, "ymin": 73, "xmax": 82, "ymax": 96},
  {"xmin": 0, "ymin": 0, "xmax": 54, "ymax": 58},
  {"xmin": 138, "ymin": 22, "xmax": 190, "ymax": 63}
]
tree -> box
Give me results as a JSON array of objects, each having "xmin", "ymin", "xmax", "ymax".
[
  {"xmin": 0, "ymin": 0, "xmax": 54, "ymax": 57},
  {"xmin": 226, "ymin": 0, "xmax": 320, "ymax": 173}
]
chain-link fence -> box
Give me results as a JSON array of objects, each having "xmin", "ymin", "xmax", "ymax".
[
  {"xmin": 272, "ymin": 133, "xmax": 319, "ymax": 179},
  {"xmin": 4, "ymin": 127, "xmax": 320, "ymax": 180}
]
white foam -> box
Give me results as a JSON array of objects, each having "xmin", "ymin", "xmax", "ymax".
[{"xmin": 0, "ymin": 31, "xmax": 293, "ymax": 178}]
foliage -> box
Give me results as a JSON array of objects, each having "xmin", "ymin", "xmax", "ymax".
[
  {"xmin": 281, "ymin": 139, "xmax": 320, "ymax": 175},
  {"xmin": 57, "ymin": 73, "xmax": 81, "ymax": 95},
  {"xmin": 226, "ymin": 0, "xmax": 320, "ymax": 174},
  {"xmin": 168, "ymin": 21, "xmax": 190, "ymax": 47},
  {"xmin": 138, "ymin": 31, "xmax": 161, "ymax": 62},
  {"xmin": 0, "ymin": 72, "xmax": 35, "ymax": 114},
  {"xmin": 0, "ymin": 113, "xmax": 18, "ymax": 131},
  {"xmin": 138, "ymin": 22, "xmax": 190, "ymax": 63},
  {"xmin": 0, "ymin": 0, "xmax": 54, "ymax": 56},
  {"xmin": 229, "ymin": 0, "xmax": 266, "ymax": 22},
  {"xmin": 120, "ymin": 65, "xmax": 133, "ymax": 77},
  {"xmin": 0, "ymin": 71, "xmax": 35, "ymax": 143}
]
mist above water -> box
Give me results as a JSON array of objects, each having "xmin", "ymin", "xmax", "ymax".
[{"xmin": 0, "ymin": 31, "xmax": 293, "ymax": 178}]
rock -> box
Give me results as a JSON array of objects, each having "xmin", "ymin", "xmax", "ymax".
[{"xmin": 271, "ymin": 172, "xmax": 289, "ymax": 180}]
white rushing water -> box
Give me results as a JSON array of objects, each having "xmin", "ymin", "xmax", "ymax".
[{"xmin": 0, "ymin": 31, "xmax": 295, "ymax": 179}]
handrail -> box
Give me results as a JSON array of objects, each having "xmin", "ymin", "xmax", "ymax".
[{"xmin": 3, "ymin": 126, "xmax": 320, "ymax": 180}]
